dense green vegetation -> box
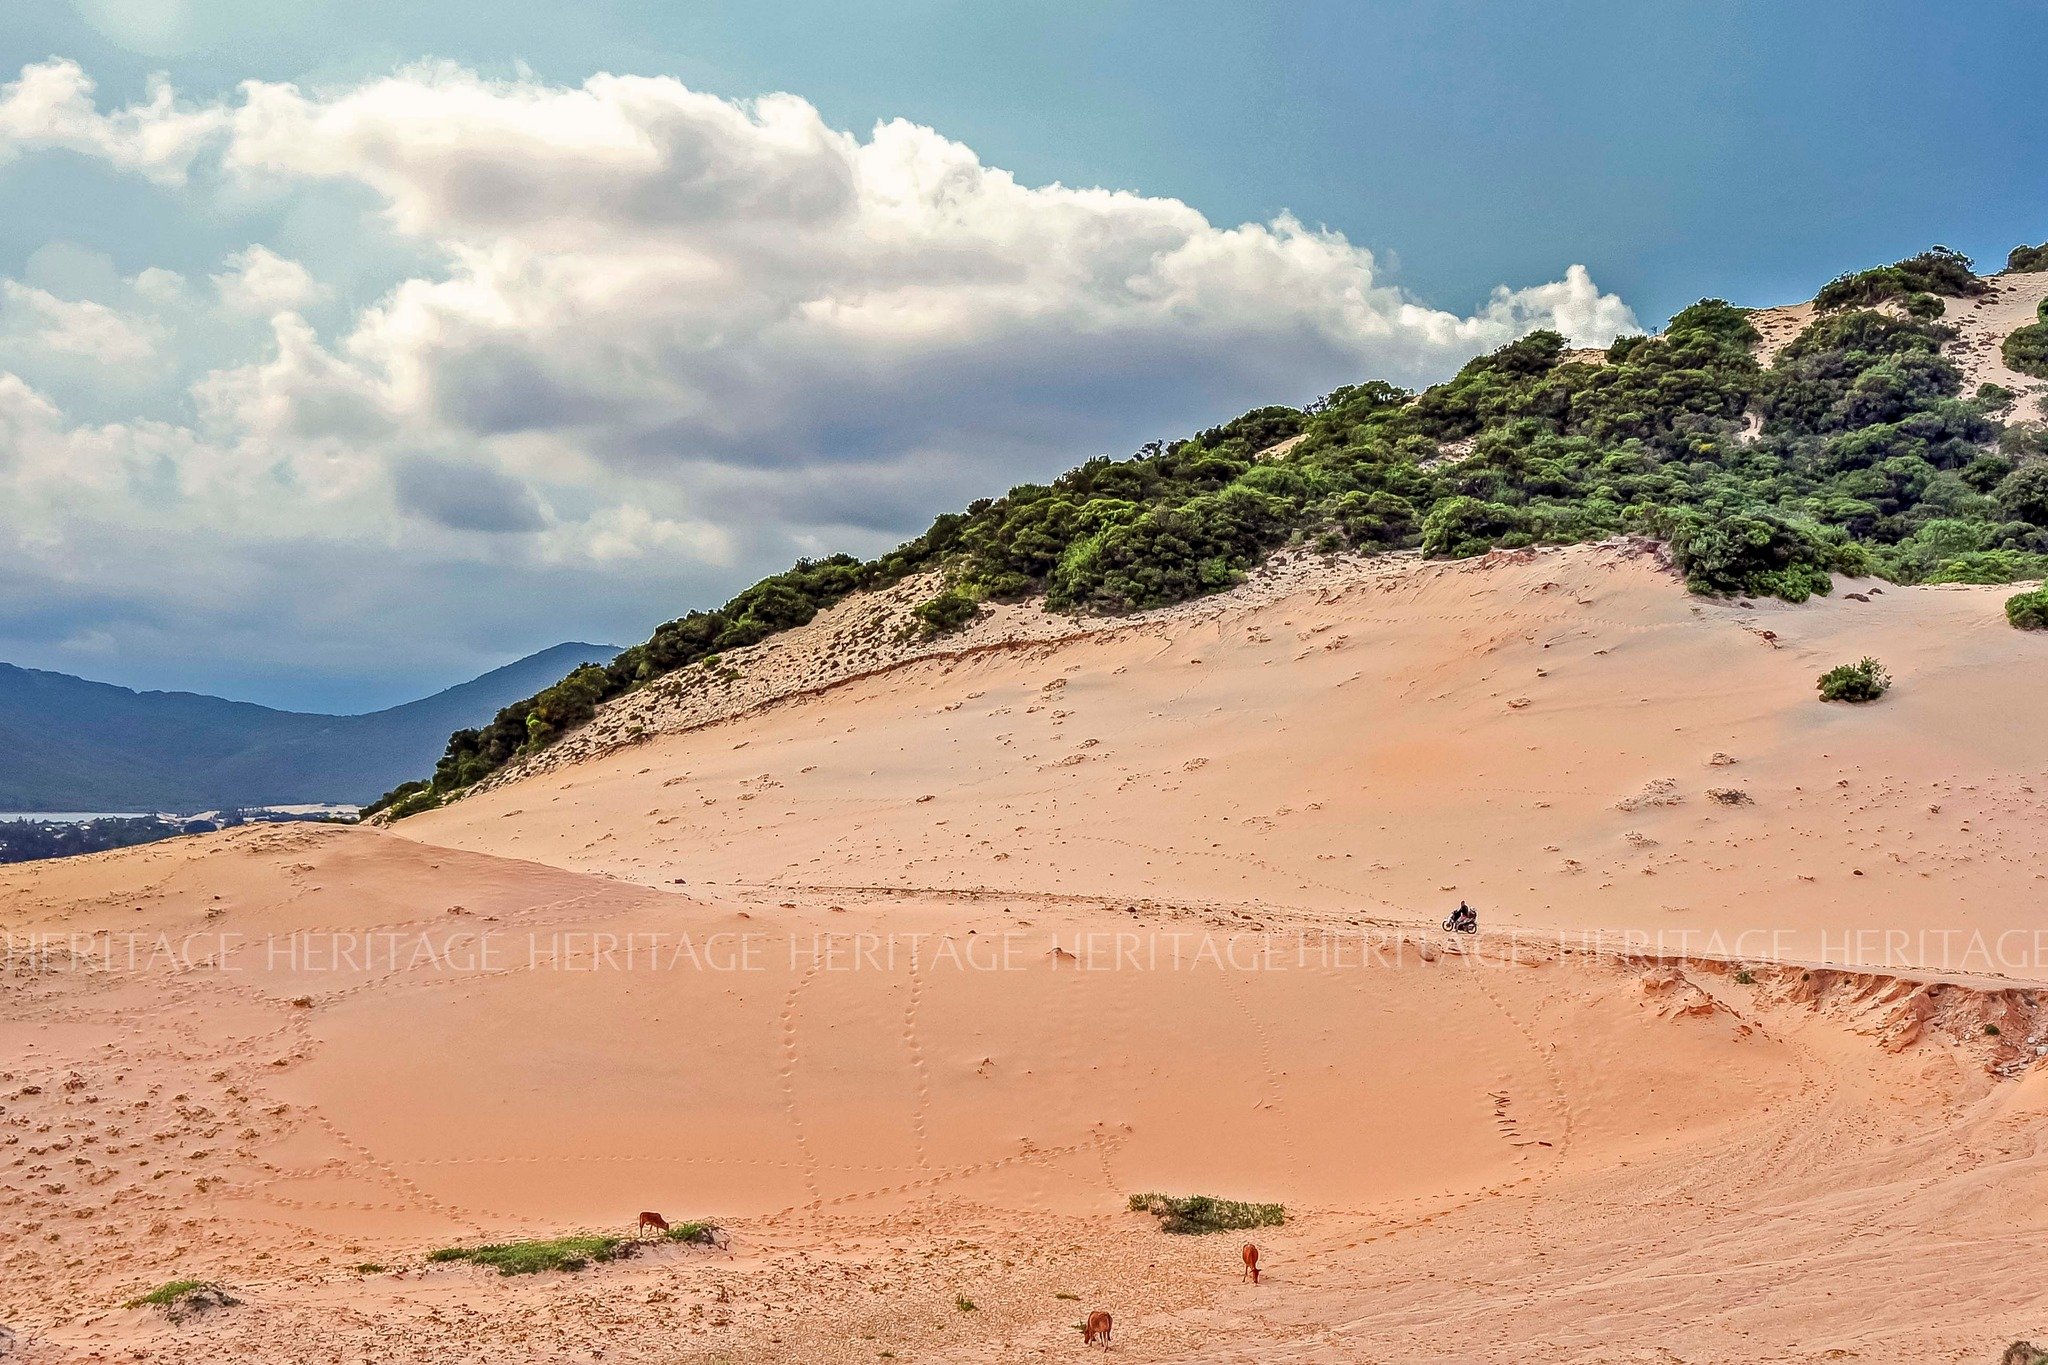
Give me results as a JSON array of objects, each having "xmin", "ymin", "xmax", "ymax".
[
  {"xmin": 1817, "ymin": 657, "xmax": 1892, "ymax": 703},
  {"xmin": 428, "ymin": 1235, "xmax": 632, "ymax": 1276},
  {"xmin": 1814, "ymin": 246, "xmax": 1987, "ymax": 316},
  {"xmin": 2003, "ymin": 298, "xmax": 2048, "ymax": 380},
  {"xmin": 1127, "ymin": 1192, "xmax": 1287, "ymax": 1235},
  {"xmin": 2009, "ymin": 243, "xmax": 2048, "ymax": 273},
  {"xmin": 373, "ymin": 247, "xmax": 2048, "ymax": 817},
  {"xmin": 2009, "ymin": 584, "xmax": 2048, "ymax": 630}
]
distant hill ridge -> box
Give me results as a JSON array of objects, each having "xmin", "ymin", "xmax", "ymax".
[{"xmin": 0, "ymin": 643, "xmax": 619, "ymax": 811}]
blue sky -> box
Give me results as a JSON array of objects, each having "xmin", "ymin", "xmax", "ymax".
[{"xmin": 0, "ymin": 1, "xmax": 2042, "ymax": 710}]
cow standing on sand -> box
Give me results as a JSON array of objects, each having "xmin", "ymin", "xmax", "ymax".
[
  {"xmin": 637, "ymin": 1211, "xmax": 669, "ymax": 1240},
  {"xmin": 1241, "ymin": 1241, "xmax": 1261, "ymax": 1284},
  {"xmin": 1082, "ymin": 1310, "xmax": 1113, "ymax": 1345}
]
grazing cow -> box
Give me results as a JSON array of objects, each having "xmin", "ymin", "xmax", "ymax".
[
  {"xmin": 1241, "ymin": 1241, "xmax": 1260, "ymax": 1284},
  {"xmin": 1082, "ymin": 1310, "xmax": 1113, "ymax": 1345},
  {"xmin": 637, "ymin": 1211, "xmax": 669, "ymax": 1239}
]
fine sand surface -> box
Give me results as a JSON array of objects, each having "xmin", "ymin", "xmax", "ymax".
[{"xmin": 4, "ymin": 544, "xmax": 2048, "ymax": 1362}]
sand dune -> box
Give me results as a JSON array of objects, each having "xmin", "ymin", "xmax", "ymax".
[
  {"xmin": 4, "ymin": 543, "xmax": 2048, "ymax": 1361},
  {"xmin": 418, "ymin": 541, "xmax": 2048, "ymax": 975}
]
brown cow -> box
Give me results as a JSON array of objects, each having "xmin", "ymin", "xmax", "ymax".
[
  {"xmin": 1082, "ymin": 1310, "xmax": 1113, "ymax": 1346},
  {"xmin": 1241, "ymin": 1241, "xmax": 1260, "ymax": 1284},
  {"xmin": 637, "ymin": 1211, "xmax": 669, "ymax": 1240}
]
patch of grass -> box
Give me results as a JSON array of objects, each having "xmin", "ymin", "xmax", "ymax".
[
  {"xmin": 1127, "ymin": 1192, "xmax": 1286, "ymax": 1235},
  {"xmin": 126, "ymin": 1279, "xmax": 207, "ymax": 1308},
  {"xmin": 662, "ymin": 1220, "xmax": 724, "ymax": 1246},
  {"xmin": 427, "ymin": 1235, "xmax": 633, "ymax": 1276},
  {"xmin": 124, "ymin": 1280, "xmax": 238, "ymax": 1322},
  {"xmin": 353, "ymin": 1263, "xmax": 387, "ymax": 1274},
  {"xmin": 1817, "ymin": 656, "xmax": 1891, "ymax": 703},
  {"xmin": 955, "ymin": 1295, "xmax": 977, "ymax": 1312},
  {"xmin": 1054, "ymin": 1291, "xmax": 1079, "ymax": 1300},
  {"xmin": 1734, "ymin": 969, "xmax": 1756, "ymax": 985}
]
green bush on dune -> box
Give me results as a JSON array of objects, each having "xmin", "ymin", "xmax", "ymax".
[
  {"xmin": 369, "ymin": 247, "xmax": 2048, "ymax": 817},
  {"xmin": 124, "ymin": 1280, "xmax": 238, "ymax": 1321},
  {"xmin": 1127, "ymin": 1192, "xmax": 1287, "ymax": 1235},
  {"xmin": 2007, "ymin": 242, "xmax": 2048, "ymax": 273},
  {"xmin": 1814, "ymin": 245, "xmax": 1987, "ymax": 314},
  {"xmin": 2007, "ymin": 585, "xmax": 2048, "ymax": 630},
  {"xmin": 1817, "ymin": 657, "xmax": 1892, "ymax": 703},
  {"xmin": 428, "ymin": 1236, "xmax": 634, "ymax": 1276},
  {"xmin": 2003, "ymin": 300, "xmax": 2048, "ymax": 380}
]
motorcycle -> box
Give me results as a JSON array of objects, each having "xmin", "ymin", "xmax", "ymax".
[{"xmin": 1442, "ymin": 913, "xmax": 1478, "ymax": 934}]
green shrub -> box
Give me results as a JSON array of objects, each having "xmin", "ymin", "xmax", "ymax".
[
  {"xmin": 1817, "ymin": 657, "xmax": 1891, "ymax": 703},
  {"xmin": 2007, "ymin": 585, "xmax": 2048, "ymax": 630},
  {"xmin": 2003, "ymin": 300, "xmax": 2048, "ymax": 381},
  {"xmin": 2008, "ymin": 242, "xmax": 2048, "ymax": 273},
  {"xmin": 428, "ymin": 1235, "xmax": 633, "ymax": 1276},
  {"xmin": 912, "ymin": 587, "xmax": 983, "ymax": 635},
  {"xmin": 1661, "ymin": 510, "xmax": 1835, "ymax": 601},
  {"xmin": 662, "ymin": 1220, "xmax": 723, "ymax": 1246},
  {"xmin": 1127, "ymin": 1192, "xmax": 1286, "ymax": 1235},
  {"xmin": 124, "ymin": 1280, "xmax": 238, "ymax": 1321},
  {"xmin": 1421, "ymin": 496, "xmax": 1531, "ymax": 558},
  {"xmin": 1997, "ymin": 459, "xmax": 2048, "ymax": 526},
  {"xmin": 1815, "ymin": 247, "xmax": 1985, "ymax": 312}
]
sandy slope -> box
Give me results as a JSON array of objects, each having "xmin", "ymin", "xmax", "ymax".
[
  {"xmin": 5, "ymin": 544, "xmax": 2048, "ymax": 1362},
  {"xmin": 417, "ymin": 542, "xmax": 2048, "ymax": 974}
]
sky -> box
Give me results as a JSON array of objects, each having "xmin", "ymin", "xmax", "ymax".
[{"xmin": 0, "ymin": 1, "xmax": 2042, "ymax": 712}]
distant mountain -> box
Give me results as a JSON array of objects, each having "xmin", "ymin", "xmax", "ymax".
[{"xmin": 0, "ymin": 643, "xmax": 620, "ymax": 812}]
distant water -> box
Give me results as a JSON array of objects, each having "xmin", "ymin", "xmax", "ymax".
[
  {"xmin": 0, "ymin": 812, "xmax": 162, "ymax": 823},
  {"xmin": 0, "ymin": 805, "xmax": 357, "ymax": 824}
]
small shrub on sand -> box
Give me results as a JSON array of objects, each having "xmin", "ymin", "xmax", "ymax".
[
  {"xmin": 913, "ymin": 586, "xmax": 984, "ymax": 636},
  {"xmin": 428, "ymin": 1235, "xmax": 632, "ymax": 1276},
  {"xmin": 125, "ymin": 1280, "xmax": 238, "ymax": 1321},
  {"xmin": 1127, "ymin": 1192, "xmax": 1286, "ymax": 1235},
  {"xmin": 2001, "ymin": 1342, "xmax": 2048, "ymax": 1365},
  {"xmin": 1734, "ymin": 969, "xmax": 1757, "ymax": 985},
  {"xmin": 1817, "ymin": 657, "xmax": 1891, "ymax": 703},
  {"xmin": 663, "ymin": 1220, "xmax": 724, "ymax": 1246},
  {"xmin": 2007, "ymin": 585, "xmax": 2048, "ymax": 631},
  {"xmin": 955, "ymin": 1295, "xmax": 977, "ymax": 1312}
]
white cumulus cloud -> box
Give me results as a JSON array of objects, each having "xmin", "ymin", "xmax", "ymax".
[
  {"xmin": 211, "ymin": 245, "xmax": 329, "ymax": 314},
  {"xmin": 0, "ymin": 56, "xmax": 1641, "ymax": 702}
]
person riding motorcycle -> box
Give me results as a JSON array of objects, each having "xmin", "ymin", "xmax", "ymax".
[{"xmin": 1443, "ymin": 901, "xmax": 1478, "ymax": 933}]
